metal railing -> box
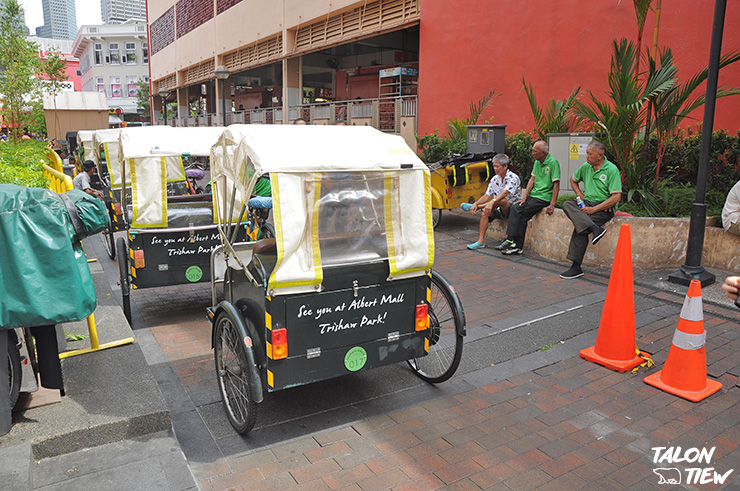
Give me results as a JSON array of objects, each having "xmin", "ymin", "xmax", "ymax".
[
  {"xmin": 41, "ymin": 162, "xmax": 73, "ymax": 193},
  {"xmin": 156, "ymin": 95, "xmax": 417, "ymax": 133}
]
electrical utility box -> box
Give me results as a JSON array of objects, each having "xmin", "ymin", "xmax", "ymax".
[
  {"xmin": 547, "ymin": 133, "xmax": 595, "ymax": 194},
  {"xmin": 467, "ymin": 125, "xmax": 506, "ymax": 155}
]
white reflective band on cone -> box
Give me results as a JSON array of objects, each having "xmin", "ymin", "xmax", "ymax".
[
  {"xmin": 672, "ymin": 330, "xmax": 706, "ymax": 350},
  {"xmin": 680, "ymin": 296, "xmax": 703, "ymax": 322}
]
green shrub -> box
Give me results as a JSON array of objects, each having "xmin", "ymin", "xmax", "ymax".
[
  {"xmin": 505, "ymin": 131, "xmax": 534, "ymax": 178},
  {"xmin": 555, "ymin": 193, "xmax": 576, "ymax": 209},
  {"xmin": 0, "ymin": 140, "xmax": 49, "ymax": 188},
  {"xmin": 416, "ymin": 130, "xmax": 465, "ymax": 164}
]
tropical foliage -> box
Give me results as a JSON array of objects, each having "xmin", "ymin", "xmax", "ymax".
[
  {"xmin": 0, "ymin": 139, "xmax": 49, "ymax": 187},
  {"xmin": 523, "ymin": 78, "xmax": 584, "ymax": 141}
]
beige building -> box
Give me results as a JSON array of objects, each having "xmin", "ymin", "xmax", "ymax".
[
  {"xmin": 147, "ymin": 0, "xmax": 420, "ymax": 145},
  {"xmin": 72, "ymin": 21, "xmax": 150, "ymax": 122}
]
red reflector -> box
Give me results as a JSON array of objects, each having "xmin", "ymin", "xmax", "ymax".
[
  {"xmin": 272, "ymin": 328, "xmax": 287, "ymax": 344},
  {"xmin": 272, "ymin": 328, "xmax": 288, "ymax": 359},
  {"xmin": 415, "ymin": 303, "xmax": 429, "ymax": 331},
  {"xmin": 133, "ymin": 249, "xmax": 145, "ymax": 268}
]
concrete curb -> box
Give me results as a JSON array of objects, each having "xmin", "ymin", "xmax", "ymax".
[{"xmin": 0, "ymin": 238, "xmax": 172, "ymax": 460}]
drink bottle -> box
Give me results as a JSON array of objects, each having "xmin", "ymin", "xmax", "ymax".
[{"xmin": 576, "ymin": 196, "xmax": 585, "ymax": 209}]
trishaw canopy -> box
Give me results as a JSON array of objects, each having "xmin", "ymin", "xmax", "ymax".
[
  {"xmin": 76, "ymin": 130, "xmax": 96, "ymax": 164},
  {"xmin": 116, "ymin": 126, "xmax": 225, "ymax": 228},
  {"xmin": 212, "ymin": 124, "xmax": 434, "ymax": 296}
]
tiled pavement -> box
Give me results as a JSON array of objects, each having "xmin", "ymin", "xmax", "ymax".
[{"xmin": 128, "ymin": 212, "xmax": 740, "ymax": 490}]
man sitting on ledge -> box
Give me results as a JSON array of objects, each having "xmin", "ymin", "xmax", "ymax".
[
  {"xmin": 463, "ymin": 154, "xmax": 521, "ymax": 250},
  {"xmin": 560, "ymin": 141, "xmax": 621, "ymax": 279},
  {"xmin": 722, "ymin": 179, "xmax": 740, "ymax": 235},
  {"xmin": 499, "ymin": 140, "xmax": 560, "ymax": 255}
]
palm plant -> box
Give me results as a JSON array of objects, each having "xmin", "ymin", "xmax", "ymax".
[
  {"xmin": 523, "ymin": 78, "xmax": 584, "ymax": 141},
  {"xmin": 446, "ymin": 90, "xmax": 498, "ymax": 141},
  {"xmin": 648, "ymin": 48, "xmax": 740, "ymax": 192},
  {"xmin": 575, "ymin": 37, "xmax": 676, "ymax": 187}
]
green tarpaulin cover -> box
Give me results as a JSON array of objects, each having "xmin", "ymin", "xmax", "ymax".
[{"xmin": 0, "ymin": 185, "xmax": 109, "ymax": 328}]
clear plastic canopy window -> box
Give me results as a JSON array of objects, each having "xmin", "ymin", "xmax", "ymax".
[{"xmin": 306, "ymin": 172, "xmax": 403, "ymax": 269}]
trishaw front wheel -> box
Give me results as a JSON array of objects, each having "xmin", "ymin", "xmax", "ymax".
[
  {"xmin": 116, "ymin": 238, "xmax": 131, "ymax": 323},
  {"xmin": 432, "ymin": 209, "xmax": 442, "ymax": 229},
  {"xmin": 102, "ymin": 221, "xmax": 116, "ymax": 260},
  {"xmin": 214, "ymin": 312, "xmax": 258, "ymax": 434},
  {"xmin": 408, "ymin": 270, "xmax": 464, "ymax": 383}
]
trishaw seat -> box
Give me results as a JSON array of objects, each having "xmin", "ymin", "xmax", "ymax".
[
  {"xmin": 252, "ymin": 238, "xmax": 276, "ymax": 255},
  {"xmin": 247, "ymin": 238, "xmax": 277, "ymax": 286}
]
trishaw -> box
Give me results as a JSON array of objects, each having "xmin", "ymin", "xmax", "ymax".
[
  {"xmin": 89, "ymin": 128, "xmax": 124, "ymax": 259},
  {"xmin": 428, "ymin": 153, "xmax": 497, "ymax": 229},
  {"xmin": 427, "ymin": 125, "xmax": 507, "ymax": 229},
  {"xmin": 110, "ymin": 126, "xmax": 269, "ymax": 323},
  {"xmin": 207, "ymin": 125, "xmax": 466, "ymax": 434}
]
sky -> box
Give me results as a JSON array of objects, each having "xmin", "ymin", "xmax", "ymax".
[{"xmin": 19, "ymin": 0, "xmax": 102, "ymax": 32}]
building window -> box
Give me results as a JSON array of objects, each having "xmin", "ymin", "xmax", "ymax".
[
  {"xmin": 94, "ymin": 43, "xmax": 103, "ymax": 65},
  {"xmin": 125, "ymin": 42, "xmax": 136, "ymax": 64},
  {"xmin": 142, "ymin": 41, "xmax": 148, "ymax": 65},
  {"xmin": 96, "ymin": 77, "xmax": 105, "ymax": 92},
  {"xmin": 110, "ymin": 76, "xmax": 121, "ymax": 97},
  {"xmin": 127, "ymin": 77, "xmax": 138, "ymax": 98},
  {"xmin": 108, "ymin": 43, "xmax": 120, "ymax": 65}
]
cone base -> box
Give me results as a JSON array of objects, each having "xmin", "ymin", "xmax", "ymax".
[
  {"xmin": 644, "ymin": 370, "xmax": 722, "ymax": 402},
  {"xmin": 580, "ymin": 345, "xmax": 647, "ymax": 373}
]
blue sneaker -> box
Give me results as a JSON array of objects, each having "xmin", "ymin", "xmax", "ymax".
[
  {"xmin": 461, "ymin": 203, "xmax": 473, "ymax": 212},
  {"xmin": 467, "ymin": 242, "xmax": 485, "ymax": 250}
]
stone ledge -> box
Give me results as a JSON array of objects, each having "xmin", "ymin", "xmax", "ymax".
[{"xmin": 486, "ymin": 208, "xmax": 740, "ymax": 271}]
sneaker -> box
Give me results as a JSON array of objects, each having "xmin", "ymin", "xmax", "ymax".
[
  {"xmin": 559, "ymin": 264, "xmax": 584, "ymax": 279},
  {"xmin": 501, "ymin": 246, "xmax": 523, "ymax": 255},
  {"xmin": 591, "ymin": 227, "xmax": 607, "ymax": 245},
  {"xmin": 495, "ymin": 239, "xmax": 515, "ymax": 251},
  {"xmin": 461, "ymin": 203, "xmax": 473, "ymax": 212},
  {"xmin": 467, "ymin": 241, "xmax": 485, "ymax": 250}
]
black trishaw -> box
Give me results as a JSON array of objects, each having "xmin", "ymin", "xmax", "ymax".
[
  {"xmin": 106, "ymin": 126, "xmax": 269, "ymax": 322},
  {"xmin": 208, "ymin": 125, "xmax": 466, "ymax": 434}
]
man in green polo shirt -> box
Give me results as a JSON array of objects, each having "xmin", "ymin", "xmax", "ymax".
[
  {"xmin": 499, "ymin": 140, "xmax": 560, "ymax": 255},
  {"xmin": 560, "ymin": 140, "xmax": 622, "ymax": 279}
]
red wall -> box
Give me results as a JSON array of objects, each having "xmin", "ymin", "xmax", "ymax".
[{"xmin": 418, "ymin": 0, "xmax": 740, "ymax": 137}]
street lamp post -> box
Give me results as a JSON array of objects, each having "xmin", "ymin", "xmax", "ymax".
[
  {"xmin": 215, "ymin": 65, "xmax": 230, "ymax": 127},
  {"xmin": 158, "ymin": 88, "xmax": 169, "ymax": 126}
]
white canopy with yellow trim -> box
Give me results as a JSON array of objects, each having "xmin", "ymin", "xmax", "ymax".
[
  {"xmin": 76, "ymin": 130, "xmax": 96, "ymax": 165},
  {"xmin": 91, "ymin": 128, "xmax": 122, "ymax": 183},
  {"xmin": 212, "ymin": 124, "xmax": 434, "ymax": 296},
  {"xmin": 114, "ymin": 126, "xmax": 225, "ymax": 228}
]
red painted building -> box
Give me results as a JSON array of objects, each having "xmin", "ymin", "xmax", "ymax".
[{"xmin": 418, "ymin": 0, "xmax": 740, "ymax": 136}]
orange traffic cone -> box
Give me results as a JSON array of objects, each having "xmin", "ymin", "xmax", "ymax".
[
  {"xmin": 580, "ymin": 223, "xmax": 648, "ymax": 372},
  {"xmin": 644, "ymin": 280, "xmax": 722, "ymax": 402}
]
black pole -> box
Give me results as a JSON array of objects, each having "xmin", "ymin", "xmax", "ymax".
[
  {"xmin": 668, "ymin": 0, "xmax": 725, "ymax": 287},
  {"xmin": 221, "ymin": 79, "xmax": 227, "ymax": 127},
  {"xmin": 162, "ymin": 95, "xmax": 167, "ymax": 126}
]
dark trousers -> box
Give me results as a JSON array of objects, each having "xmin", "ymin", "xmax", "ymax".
[
  {"xmin": 506, "ymin": 197, "xmax": 549, "ymax": 247},
  {"xmin": 562, "ymin": 199, "xmax": 614, "ymax": 264}
]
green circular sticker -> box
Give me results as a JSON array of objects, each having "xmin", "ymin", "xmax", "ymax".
[
  {"xmin": 185, "ymin": 265, "xmax": 203, "ymax": 282},
  {"xmin": 344, "ymin": 347, "xmax": 367, "ymax": 372}
]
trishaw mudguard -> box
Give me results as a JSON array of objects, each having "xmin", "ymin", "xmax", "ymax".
[
  {"xmin": 429, "ymin": 181, "xmax": 446, "ymax": 210},
  {"xmin": 212, "ymin": 301, "xmax": 264, "ymax": 403}
]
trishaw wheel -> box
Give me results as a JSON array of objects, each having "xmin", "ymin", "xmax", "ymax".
[
  {"xmin": 8, "ymin": 332, "xmax": 21, "ymax": 409},
  {"xmin": 214, "ymin": 312, "xmax": 257, "ymax": 434},
  {"xmin": 116, "ymin": 237, "xmax": 131, "ymax": 323},
  {"xmin": 259, "ymin": 223, "xmax": 275, "ymax": 240},
  {"xmin": 432, "ymin": 209, "xmax": 442, "ymax": 230},
  {"xmin": 408, "ymin": 270, "xmax": 464, "ymax": 383},
  {"xmin": 102, "ymin": 222, "xmax": 116, "ymax": 260}
]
